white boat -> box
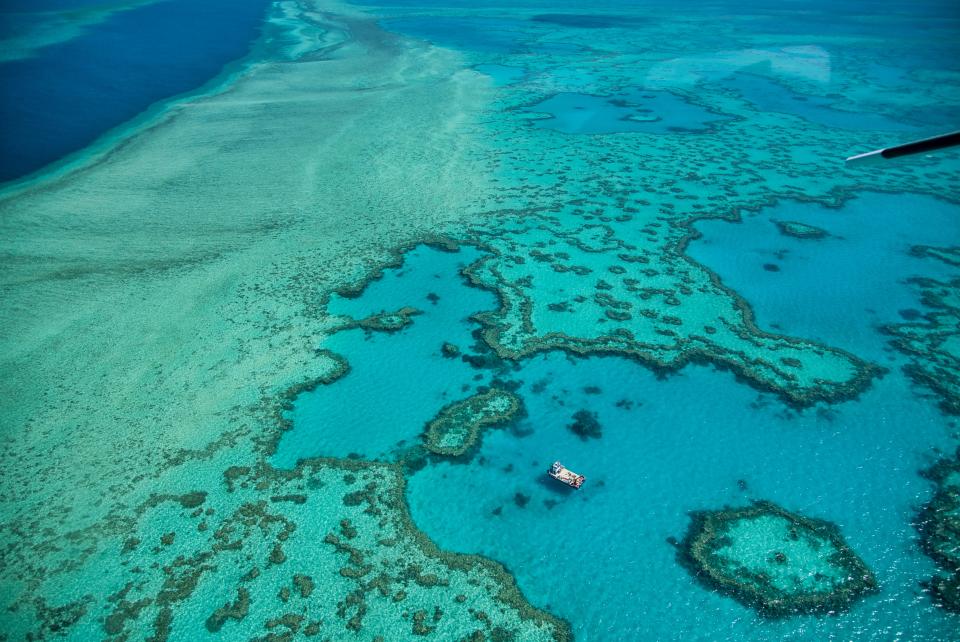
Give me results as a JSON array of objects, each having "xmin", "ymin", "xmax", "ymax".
[{"xmin": 547, "ymin": 461, "xmax": 585, "ymax": 489}]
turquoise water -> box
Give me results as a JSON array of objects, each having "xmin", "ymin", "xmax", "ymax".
[
  {"xmin": 724, "ymin": 73, "xmax": 918, "ymax": 132},
  {"xmin": 527, "ymin": 89, "xmax": 727, "ymax": 134},
  {"xmin": 689, "ymin": 193, "xmax": 960, "ymax": 361},
  {"xmin": 273, "ymin": 246, "xmax": 499, "ymax": 465},
  {"xmin": 284, "ymin": 234, "xmax": 957, "ymax": 638},
  {"xmin": 381, "ymin": 16, "xmax": 531, "ymax": 54},
  {"xmin": 279, "ymin": 0, "xmax": 960, "ymax": 638},
  {"xmin": 4, "ymin": 0, "xmax": 960, "ymax": 638},
  {"xmin": 473, "ymin": 63, "xmax": 526, "ymax": 86}
]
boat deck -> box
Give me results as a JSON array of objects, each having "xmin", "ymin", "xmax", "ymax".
[{"xmin": 547, "ymin": 461, "xmax": 585, "ymax": 489}]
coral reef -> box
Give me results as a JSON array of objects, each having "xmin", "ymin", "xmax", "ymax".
[
  {"xmin": 774, "ymin": 220, "xmax": 829, "ymax": 240},
  {"xmin": 678, "ymin": 501, "xmax": 878, "ymax": 617},
  {"xmin": 442, "ymin": 342, "xmax": 462, "ymax": 358},
  {"xmin": 465, "ymin": 213, "xmax": 883, "ymax": 410},
  {"xmin": 915, "ymin": 447, "xmax": 960, "ymax": 612},
  {"xmin": 884, "ymin": 277, "xmax": 960, "ymax": 415},
  {"xmin": 9, "ymin": 459, "xmax": 571, "ymax": 641},
  {"xmin": 910, "ymin": 245, "xmax": 960, "ymax": 268},
  {"xmin": 356, "ymin": 307, "xmax": 423, "ymax": 333},
  {"xmin": 424, "ymin": 389, "xmax": 523, "ymax": 457}
]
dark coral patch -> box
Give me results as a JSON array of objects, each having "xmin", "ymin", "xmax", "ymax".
[{"xmin": 567, "ymin": 409, "xmax": 602, "ymax": 440}]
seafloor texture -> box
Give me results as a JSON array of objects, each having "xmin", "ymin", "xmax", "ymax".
[{"xmin": 1, "ymin": 0, "xmax": 959, "ymax": 640}]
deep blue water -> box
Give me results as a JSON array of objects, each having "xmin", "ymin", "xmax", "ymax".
[{"xmin": 0, "ymin": 0, "xmax": 272, "ymax": 183}]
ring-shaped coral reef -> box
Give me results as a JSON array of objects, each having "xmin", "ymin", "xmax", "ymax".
[{"xmin": 677, "ymin": 500, "xmax": 878, "ymax": 617}]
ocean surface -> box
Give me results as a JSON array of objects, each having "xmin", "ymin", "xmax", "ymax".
[
  {"xmin": 283, "ymin": 0, "xmax": 960, "ymax": 638},
  {"xmin": 281, "ymin": 228, "xmax": 958, "ymax": 639},
  {"xmin": 1, "ymin": 0, "xmax": 959, "ymax": 640},
  {"xmin": 0, "ymin": 0, "xmax": 272, "ymax": 183}
]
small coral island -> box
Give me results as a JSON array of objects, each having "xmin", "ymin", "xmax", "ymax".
[
  {"xmin": 424, "ymin": 389, "xmax": 522, "ymax": 457},
  {"xmin": 774, "ymin": 220, "xmax": 830, "ymax": 240},
  {"xmin": 915, "ymin": 447, "xmax": 960, "ymax": 612},
  {"xmin": 677, "ymin": 501, "xmax": 877, "ymax": 617},
  {"xmin": 355, "ymin": 307, "xmax": 421, "ymax": 332}
]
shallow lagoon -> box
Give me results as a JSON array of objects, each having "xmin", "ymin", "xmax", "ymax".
[
  {"xmin": 282, "ymin": 216, "xmax": 958, "ymax": 638},
  {"xmin": 689, "ymin": 193, "xmax": 960, "ymax": 361},
  {"xmin": 474, "ymin": 63, "xmax": 526, "ymax": 86},
  {"xmin": 527, "ymin": 89, "xmax": 726, "ymax": 135},
  {"xmin": 273, "ymin": 246, "xmax": 497, "ymax": 465},
  {"xmin": 724, "ymin": 73, "xmax": 917, "ymax": 132}
]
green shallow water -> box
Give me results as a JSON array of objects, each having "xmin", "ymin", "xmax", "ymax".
[{"xmin": 2, "ymin": 0, "xmax": 960, "ymax": 639}]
